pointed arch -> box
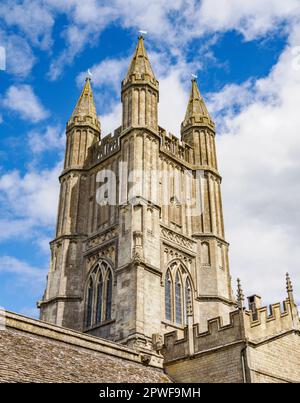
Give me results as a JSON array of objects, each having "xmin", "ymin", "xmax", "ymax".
[
  {"xmin": 165, "ymin": 270, "xmax": 172, "ymax": 321},
  {"xmin": 84, "ymin": 259, "xmax": 114, "ymax": 328},
  {"xmin": 164, "ymin": 259, "xmax": 194, "ymax": 326}
]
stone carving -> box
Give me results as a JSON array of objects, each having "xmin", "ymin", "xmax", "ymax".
[
  {"xmin": 152, "ymin": 333, "xmax": 164, "ymax": 351},
  {"xmin": 86, "ymin": 227, "xmax": 118, "ymax": 250},
  {"xmin": 161, "ymin": 226, "xmax": 195, "ymax": 251},
  {"xmin": 86, "ymin": 245, "xmax": 116, "ymax": 271}
]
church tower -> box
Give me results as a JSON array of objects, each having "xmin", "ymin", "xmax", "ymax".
[{"xmin": 40, "ymin": 37, "xmax": 235, "ymax": 351}]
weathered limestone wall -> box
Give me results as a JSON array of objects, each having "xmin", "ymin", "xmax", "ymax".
[
  {"xmin": 0, "ymin": 311, "xmax": 169, "ymax": 383},
  {"xmin": 248, "ymin": 332, "xmax": 300, "ymax": 383},
  {"xmin": 165, "ymin": 343, "xmax": 245, "ymax": 383}
]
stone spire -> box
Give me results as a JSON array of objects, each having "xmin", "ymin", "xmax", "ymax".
[
  {"xmin": 67, "ymin": 76, "xmax": 100, "ymax": 133},
  {"xmin": 121, "ymin": 36, "xmax": 159, "ymax": 131},
  {"xmin": 122, "ymin": 36, "xmax": 158, "ymax": 89},
  {"xmin": 64, "ymin": 76, "xmax": 100, "ymax": 170},
  {"xmin": 181, "ymin": 79, "xmax": 214, "ymax": 133}
]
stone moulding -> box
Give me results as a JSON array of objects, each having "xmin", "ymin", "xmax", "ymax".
[{"xmin": 160, "ymin": 225, "xmax": 196, "ymax": 253}]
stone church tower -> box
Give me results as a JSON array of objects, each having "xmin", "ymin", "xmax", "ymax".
[
  {"xmin": 39, "ymin": 36, "xmax": 237, "ymax": 349},
  {"xmin": 0, "ymin": 36, "xmax": 298, "ymax": 384}
]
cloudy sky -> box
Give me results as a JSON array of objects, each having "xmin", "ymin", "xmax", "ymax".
[{"xmin": 0, "ymin": 0, "xmax": 300, "ymax": 318}]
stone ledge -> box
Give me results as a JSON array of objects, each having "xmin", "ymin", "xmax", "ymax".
[{"xmin": 0, "ymin": 310, "xmax": 163, "ymax": 369}]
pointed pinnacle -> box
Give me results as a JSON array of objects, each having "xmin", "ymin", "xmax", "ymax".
[
  {"xmin": 182, "ymin": 78, "xmax": 214, "ymax": 131},
  {"xmin": 286, "ymin": 272, "xmax": 293, "ymax": 293},
  {"xmin": 123, "ymin": 36, "xmax": 157, "ymax": 87},
  {"xmin": 68, "ymin": 78, "xmax": 100, "ymax": 131},
  {"xmin": 237, "ymin": 278, "xmax": 245, "ymax": 306}
]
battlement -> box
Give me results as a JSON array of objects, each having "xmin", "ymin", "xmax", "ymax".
[
  {"xmin": 88, "ymin": 127, "xmax": 121, "ymax": 165},
  {"xmin": 244, "ymin": 298, "xmax": 299, "ymax": 342},
  {"xmin": 163, "ymin": 290, "xmax": 300, "ymax": 363},
  {"xmin": 159, "ymin": 126, "xmax": 193, "ymax": 164},
  {"xmin": 163, "ymin": 310, "xmax": 243, "ymax": 362}
]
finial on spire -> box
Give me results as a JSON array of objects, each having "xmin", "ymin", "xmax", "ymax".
[
  {"xmin": 237, "ymin": 278, "xmax": 245, "ymax": 309},
  {"xmin": 286, "ymin": 272, "xmax": 293, "ymax": 293},
  {"xmin": 138, "ymin": 30, "xmax": 148, "ymax": 38},
  {"xmin": 86, "ymin": 69, "xmax": 93, "ymax": 81},
  {"xmin": 191, "ymin": 73, "xmax": 198, "ymax": 80}
]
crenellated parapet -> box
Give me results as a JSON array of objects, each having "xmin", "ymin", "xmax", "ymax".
[
  {"xmin": 244, "ymin": 298, "xmax": 300, "ymax": 342},
  {"xmin": 163, "ymin": 277, "xmax": 300, "ymax": 365},
  {"xmin": 163, "ymin": 309, "xmax": 243, "ymax": 362},
  {"xmin": 159, "ymin": 126, "xmax": 193, "ymax": 165},
  {"xmin": 87, "ymin": 127, "xmax": 121, "ymax": 166}
]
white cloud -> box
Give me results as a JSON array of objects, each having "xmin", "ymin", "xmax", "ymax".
[
  {"xmin": 48, "ymin": 24, "xmax": 95, "ymax": 80},
  {"xmin": 2, "ymin": 85, "xmax": 49, "ymax": 123},
  {"xmin": 197, "ymin": 0, "xmax": 300, "ymax": 40},
  {"xmin": 213, "ymin": 39, "xmax": 300, "ymax": 306},
  {"xmin": 1, "ymin": 1, "xmax": 300, "ymax": 79},
  {"xmin": 101, "ymin": 103, "xmax": 122, "ymax": 135},
  {"xmin": 77, "ymin": 57, "xmax": 129, "ymax": 92},
  {"xmin": 0, "ymin": 218, "xmax": 35, "ymax": 242},
  {"xmin": 0, "ymin": 29, "xmax": 35, "ymax": 77},
  {"xmin": 158, "ymin": 70, "xmax": 188, "ymax": 136},
  {"xmin": 0, "ymin": 0, "xmax": 54, "ymax": 50},
  {"xmin": 0, "ymin": 256, "xmax": 46, "ymax": 295},
  {"xmin": 27, "ymin": 125, "xmax": 65, "ymax": 154},
  {"xmin": 0, "ymin": 163, "xmax": 61, "ymax": 228}
]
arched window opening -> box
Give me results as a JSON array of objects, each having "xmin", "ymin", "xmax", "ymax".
[
  {"xmin": 95, "ymin": 272, "xmax": 103, "ymax": 324},
  {"xmin": 165, "ymin": 270, "xmax": 172, "ymax": 321},
  {"xmin": 85, "ymin": 261, "xmax": 113, "ymax": 329},
  {"xmin": 105, "ymin": 270, "xmax": 113, "ymax": 321},
  {"xmin": 86, "ymin": 279, "xmax": 93, "ymax": 328},
  {"xmin": 175, "ymin": 272, "xmax": 182, "ymax": 324},
  {"xmin": 165, "ymin": 261, "xmax": 193, "ymax": 326}
]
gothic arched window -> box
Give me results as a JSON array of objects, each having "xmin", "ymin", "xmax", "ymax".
[
  {"xmin": 175, "ymin": 272, "xmax": 183, "ymax": 324},
  {"xmin": 165, "ymin": 270, "xmax": 172, "ymax": 321},
  {"xmin": 86, "ymin": 279, "xmax": 94, "ymax": 328},
  {"xmin": 105, "ymin": 270, "xmax": 112, "ymax": 321},
  {"xmin": 85, "ymin": 260, "xmax": 113, "ymax": 328},
  {"xmin": 164, "ymin": 261, "xmax": 193, "ymax": 326}
]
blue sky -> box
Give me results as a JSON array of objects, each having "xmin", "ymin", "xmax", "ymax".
[{"xmin": 0, "ymin": 1, "xmax": 300, "ymax": 317}]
